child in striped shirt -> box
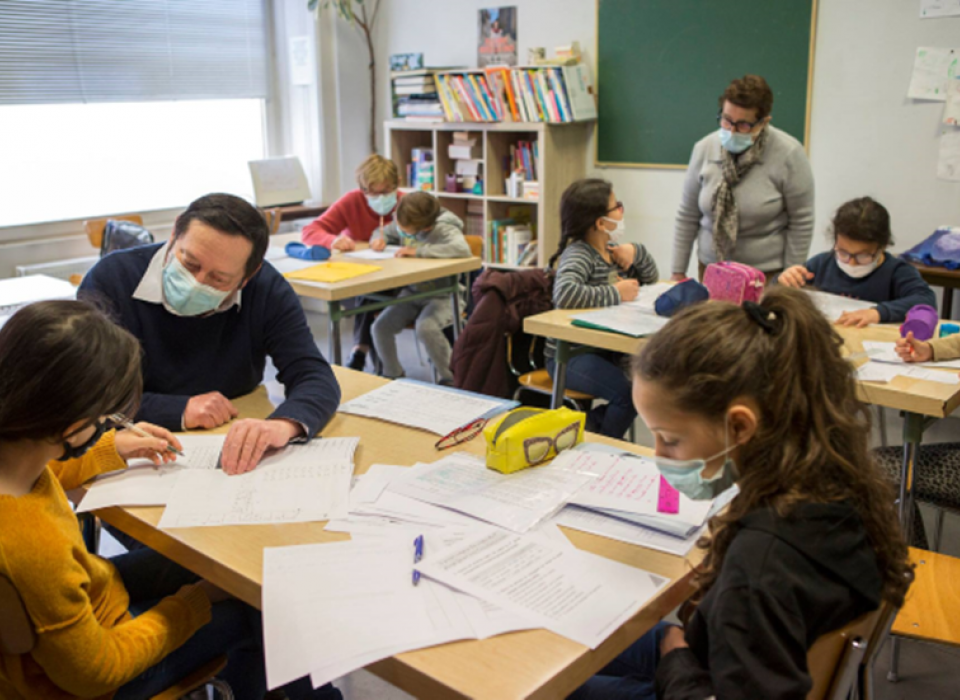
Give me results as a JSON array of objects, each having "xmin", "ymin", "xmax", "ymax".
[{"xmin": 547, "ymin": 178, "xmax": 659, "ymax": 439}]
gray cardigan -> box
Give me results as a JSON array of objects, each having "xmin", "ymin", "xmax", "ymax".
[
  {"xmin": 382, "ymin": 208, "xmax": 471, "ymax": 293},
  {"xmin": 671, "ymin": 125, "xmax": 815, "ymax": 275}
]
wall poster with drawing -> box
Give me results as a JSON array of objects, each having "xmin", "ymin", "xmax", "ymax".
[{"xmin": 478, "ymin": 7, "xmax": 517, "ymax": 68}]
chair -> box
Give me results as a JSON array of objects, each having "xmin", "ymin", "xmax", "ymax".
[
  {"xmin": 805, "ymin": 601, "xmax": 896, "ymax": 700},
  {"xmin": 263, "ymin": 207, "xmax": 282, "ymax": 235},
  {"xmin": 0, "ymin": 573, "xmax": 232, "ymax": 699},
  {"xmin": 84, "ymin": 215, "xmax": 144, "ymax": 250}
]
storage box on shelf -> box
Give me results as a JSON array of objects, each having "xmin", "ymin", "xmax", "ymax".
[{"xmin": 384, "ymin": 120, "xmax": 590, "ymax": 270}]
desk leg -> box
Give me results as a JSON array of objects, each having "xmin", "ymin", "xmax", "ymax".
[
  {"xmin": 551, "ymin": 341, "xmax": 569, "ymax": 410},
  {"xmin": 943, "ymin": 288, "xmax": 954, "ymax": 320},
  {"xmin": 328, "ymin": 301, "xmax": 343, "ymax": 366},
  {"xmin": 451, "ymin": 276, "xmax": 462, "ymax": 340},
  {"xmin": 888, "ymin": 411, "xmax": 923, "ymax": 683}
]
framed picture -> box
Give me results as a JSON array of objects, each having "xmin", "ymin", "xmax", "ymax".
[
  {"xmin": 390, "ymin": 52, "xmax": 424, "ymax": 73},
  {"xmin": 478, "ymin": 7, "xmax": 517, "ymax": 68}
]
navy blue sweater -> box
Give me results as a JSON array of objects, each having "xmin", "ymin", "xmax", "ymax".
[
  {"xmin": 79, "ymin": 244, "xmax": 340, "ymax": 435},
  {"xmin": 804, "ymin": 251, "xmax": 936, "ymax": 323}
]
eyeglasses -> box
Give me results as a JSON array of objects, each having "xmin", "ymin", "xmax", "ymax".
[
  {"xmin": 435, "ymin": 418, "xmax": 487, "ymax": 450},
  {"xmin": 523, "ymin": 421, "xmax": 581, "ymax": 465},
  {"xmin": 716, "ymin": 111, "xmax": 762, "ymax": 134},
  {"xmin": 834, "ymin": 247, "xmax": 879, "ymax": 266},
  {"xmin": 606, "ymin": 201, "xmax": 625, "ymax": 215}
]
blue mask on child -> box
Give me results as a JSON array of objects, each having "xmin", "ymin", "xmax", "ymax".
[
  {"xmin": 366, "ymin": 192, "xmax": 397, "ymax": 216},
  {"xmin": 162, "ymin": 255, "xmax": 232, "ymax": 317},
  {"xmin": 652, "ymin": 419, "xmax": 740, "ymax": 501},
  {"xmin": 719, "ymin": 128, "xmax": 754, "ymax": 154}
]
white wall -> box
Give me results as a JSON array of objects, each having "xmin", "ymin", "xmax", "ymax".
[{"xmin": 344, "ymin": 0, "xmax": 960, "ymax": 281}]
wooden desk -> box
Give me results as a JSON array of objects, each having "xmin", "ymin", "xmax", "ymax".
[
  {"xmin": 910, "ymin": 262, "xmax": 960, "ymax": 320},
  {"xmin": 524, "ymin": 308, "xmax": 960, "ymax": 543},
  {"xmin": 273, "ymin": 233, "xmax": 482, "ymax": 365},
  {"xmin": 95, "ymin": 367, "xmax": 700, "ymax": 700}
]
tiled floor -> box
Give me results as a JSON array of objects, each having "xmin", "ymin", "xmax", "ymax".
[{"xmin": 105, "ymin": 305, "xmax": 960, "ymax": 698}]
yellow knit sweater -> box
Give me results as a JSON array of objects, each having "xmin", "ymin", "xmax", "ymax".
[{"xmin": 0, "ymin": 431, "xmax": 212, "ymax": 699}]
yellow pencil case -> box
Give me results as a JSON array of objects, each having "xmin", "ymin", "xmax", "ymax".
[{"xmin": 483, "ymin": 407, "xmax": 586, "ymax": 474}]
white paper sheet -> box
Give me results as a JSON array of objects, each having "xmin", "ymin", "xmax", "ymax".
[
  {"xmin": 862, "ymin": 341, "xmax": 960, "ymax": 369},
  {"xmin": 158, "ymin": 438, "xmax": 359, "ymax": 528},
  {"xmin": 551, "ymin": 506, "xmax": 703, "ymax": 557},
  {"xmin": 263, "ymin": 539, "xmax": 476, "ymax": 690},
  {"xmin": 344, "ymin": 246, "xmax": 401, "ymax": 260},
  {"xmin": 0, "ymin": 274, "xmax": 76, "ymax": 313},
  {"xmin": 908, "ymin": 47, "xmax": 960, "ymax": 101},
  {"xmin": 921, "ymin": 0, "xmax": 960, "ymax": 18},
  {"xmin": 571, "ymin": 305, "xmax": 669, "ymax": 338},
  {"xmin": 621, "ymin": 281, "xmax": 675, "ymax": 313},
  {"xmin": 269, "ymin": 256, "xmax": 323, "ymax": 275},
  {"xmin": 803, "ymin": 289, "xmax": 877, "ymax": 322},
  {"xmin": 568, "ymin": 452, "xmax": 713, "ymax": 527},
  {"xmin": 265, "ymin": 245, "xmax": 289, "ymax": 261},
  {"xmin": 350, "ymin": 489, "xmax": 483, "ymax": 529},
  {"xmin": 388, "ymin": 452, "xmax": 596, "ymax": 533},
  {"xmin": 416, "ymin": 528, "xmax": 669, "ymax": 649},
  {"xmin": 338, "ymin": 379, "xmax": 515, "ymax": 436},
  {"xmin": 938, "ymin": 127, "xmax": 960, "ymax": 182},
  {"xmin": 857, "ymin": 362, "xmax": 901, "ymax": 383},
  {"xmin": 857, "ymin": 356, "xmax": 960, "ymax": 385},
  {"xmin": 944, "ymin": 79, "xmax": 960, "ymax": 125}
]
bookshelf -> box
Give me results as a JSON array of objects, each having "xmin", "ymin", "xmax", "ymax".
[{"xmin": 385, "ymin": 119, "xmax": 591, "ymax": 269}]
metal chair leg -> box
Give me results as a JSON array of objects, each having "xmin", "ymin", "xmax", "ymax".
[
  {"xmin": 887, "ymin": 636, "xmax": 901, "ymax": 682},
  {"xmin": 932, "ymin": 508, "xmax": 946, "ymax": 553},
  {"xmin": 876, "ymin": 406, "xmax": 888, "ymax": 448}
]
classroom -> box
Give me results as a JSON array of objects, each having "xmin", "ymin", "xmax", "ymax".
[{"xmin": 1, "ymin": 0, "xmax": 960, "ymax": 698}]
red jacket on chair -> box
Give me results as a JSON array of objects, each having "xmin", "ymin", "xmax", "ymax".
[{"xmin": 451, "ymin": 268, "xmax": 554, "ymax": 398}]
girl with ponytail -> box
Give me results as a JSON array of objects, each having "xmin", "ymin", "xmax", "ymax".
[{"xmin": 571, "ymin": 287, "xmax": 912, "ymax": 699}]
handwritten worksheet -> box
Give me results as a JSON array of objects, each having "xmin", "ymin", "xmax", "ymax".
[
  {"xmin": 338, "ymin": 379, "xmax": 515, "ymax": 435},
  {"xmin": 157, "ymin": 438, "xmax": 359, "ymax": 528},
  {"xmin": 804, "ymin": 289, "xmax": 877, "ymax": 322}
]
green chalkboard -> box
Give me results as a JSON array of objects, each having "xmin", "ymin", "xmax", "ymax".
[{"xmin": 596, "ymin": 0, "xmax": 817, "ymax": 168}]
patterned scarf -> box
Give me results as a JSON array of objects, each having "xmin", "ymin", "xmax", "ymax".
[{"xmin": 712, "ymin": 127, "xmax": 768, "ymax": 262}]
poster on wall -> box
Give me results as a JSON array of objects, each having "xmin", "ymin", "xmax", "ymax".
[
  {"xmin": 920, "ymin": 0, "xmax": 960, "ymax": 19},
  {"xmin": 478, "ymin": 7, "xmax": 518, "ymax": 68}
]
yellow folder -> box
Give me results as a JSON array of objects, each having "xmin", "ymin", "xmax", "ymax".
[{"xmin": 283, "ymin": 261, "xmax": 382, "ymax": 283}]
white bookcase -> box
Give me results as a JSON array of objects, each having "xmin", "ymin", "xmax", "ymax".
[{"xmin": 384, "ymin": 119, "xmax": 591, "ymax": 269}]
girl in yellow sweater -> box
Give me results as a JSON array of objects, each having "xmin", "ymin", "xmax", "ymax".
[{"xmin": 0, "ymin": 300, "xmax": 341, "ymax": 700}]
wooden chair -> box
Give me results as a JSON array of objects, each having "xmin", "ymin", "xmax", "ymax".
[
  {"xmin": 83, "ymin": 215, "xmax": 144, "ymax": 250},
  {"xmin": 263, "ymin": 207, "xmax": 282, "ymax": 235},
  {"xmin": 0, "ymin": 573, "xmax": 232, "ymax": 699},
  {"xmin": 805, "ymin": 601, "xmax": 896, "ymax": 700}
]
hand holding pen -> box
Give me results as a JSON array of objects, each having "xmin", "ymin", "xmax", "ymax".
[{"xmin": 110, "ymin": 416, "xmax": 185, "ymax": 466}]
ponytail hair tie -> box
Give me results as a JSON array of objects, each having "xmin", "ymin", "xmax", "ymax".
[{"xmin": 743, "ymin": 301, "xmax": 778, "ymax": 334}]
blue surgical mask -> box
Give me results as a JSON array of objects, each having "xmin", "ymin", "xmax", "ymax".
[
  {"xmin": 162, "ymin": 255, "xmax": 232, "ymax": 317},
  {"xmin": 652, "ymin": 421, "xmax": 740, "ymax": 500},
  {"xmin": 719, "ymin": 128, "xmax": 754, "ymax": 154},
  {"xmin": 366, "ymin": 192, "xmax": 397, "ymax": 216}
]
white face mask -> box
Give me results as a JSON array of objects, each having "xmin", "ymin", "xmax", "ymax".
[
  {"xmin": 602, "ymin": 216, "xmax": 625, "ymax": 243},
  {"xmin": 836, "ymin": 255, "xmax": 879, "ymax": 279}
]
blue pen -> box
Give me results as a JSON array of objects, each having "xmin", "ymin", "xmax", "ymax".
[{"xmin": 413, "ymin": 535, "xmax": 424, "ymax": 586}]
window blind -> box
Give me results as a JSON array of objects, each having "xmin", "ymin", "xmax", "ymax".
[{"xmin": 0, "ymin": 0, "xmax": 268, "ymax": 105}]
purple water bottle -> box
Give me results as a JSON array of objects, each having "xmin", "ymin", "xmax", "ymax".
[{"xmin": 900, "ymin": 304, "xmax": 939, "ymax": 341}]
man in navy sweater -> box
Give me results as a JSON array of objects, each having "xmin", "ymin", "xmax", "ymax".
[{"xmin": 80, "ymin": 193, "xmax": 341, "ymax": 474}]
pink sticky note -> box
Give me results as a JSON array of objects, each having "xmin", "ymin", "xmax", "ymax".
[{"xmin": 657, "ymin": 475, "xmax": 680, "ymax": 514}]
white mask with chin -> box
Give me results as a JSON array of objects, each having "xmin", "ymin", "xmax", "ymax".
[{"xmin": 603, "ymin": 216, "xmax": 626, "ymax": 243}]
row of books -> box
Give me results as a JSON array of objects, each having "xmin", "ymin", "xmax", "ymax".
[
  {"xmin": 509, "ymin": 140, "xmax": 538, "ymax": 181},
  {"xmin": 434, "ymin": 64, "xmax": 596, "ymax": 124},
  {"xmin": 392, "ymin": 70, "xmax": 443, "ymax": 123},
  {"xmin": 487, "ymin": 207, "xmax": 537, "ymax": 266}
]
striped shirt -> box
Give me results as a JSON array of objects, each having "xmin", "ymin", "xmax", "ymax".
[{"xmin": 546, "ymin": 241, "xmax": 659, "ymax": 357}]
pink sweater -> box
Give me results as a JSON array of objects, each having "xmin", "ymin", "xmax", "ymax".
[{"xmin": 300, "ymin": 189, "xmax": 402, "ymax": 248}]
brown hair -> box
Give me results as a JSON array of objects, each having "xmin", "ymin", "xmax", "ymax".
[
  {"xmin": 719, "ymin": 74, "xmax": 774, "ymax": 121},
  {"xmin": 549, "ymin": 178, "xmax": 614, "ymax": 269},
  {"xmin": 396, "ymin": 191, "xmax": 441, "ymax": 231},
  {"xmin": 831, "ymin": 197, "xmax": 894, "ymax": 249},
  {"xmin": 633, "ymin": 287, "xmax": 912, "ymax": 611},
  {"xmin": 173, "ymin": 193, "xmax": 269, "ymax": 279},
  {"xmin": 355, "ymin": 154, "xmax": 400, "ymax": 191},
  {"xmin": 0, "ymin": 300, "xmax": 142, "ymax": 443}
]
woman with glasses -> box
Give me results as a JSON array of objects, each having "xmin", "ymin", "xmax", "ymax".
[
  {"xmin": 671, "ymin": 75, "xmax": 814, "ymax": 282},
  {"xmin": 779, "ymin": 197, "xmax": 935, "ymax": 327}
]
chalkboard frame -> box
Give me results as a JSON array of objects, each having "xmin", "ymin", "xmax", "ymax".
[{"xmin": 594, "ymin": 0, "xmax": 819, "ymax": 170}]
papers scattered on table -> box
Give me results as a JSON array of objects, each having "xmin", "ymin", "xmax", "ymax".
[
  {"xmin": 804, "ymin": 289, "xmax": 876, "ymax": 322},
  {"xmin": 571, "ymin": 305, "xmax": 669, "ymax": 338},
  {"xmin": 551, "ymin": 506, "xmax": 703, "ymax": 557},
  {"xmin": 862, "ymin": 340, "xmax": 960, "ymax": 374},
  {"xmin": 387, "ymin": 452, "xmax": 597, "ymax": 533},
  {"xmin": 77, "ymin": 435, "xmax": 235, "ymax": 512},
  {"xmin": 621, "ymin": 281, "xmax": 674, "ymax": 314},
  {"xmin": 338, "ymin": 378, "xmax": 517, "ymax": 436},
  {"xmin": 158, "ymin": 438, "xmax": 359, "ymax": 528},
  {"xmin": 857, "ymin": 360, "xmax": 960, "ymax": 385},
  {"xmin": 344, "ymin": 246, "xmax": 401, "ymax": 260},
  {"xmin": 416, "ymin": 528, "xmax": 669, "ymax": 649}
]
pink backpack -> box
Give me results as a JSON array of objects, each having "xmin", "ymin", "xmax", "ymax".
[{"xmin": 702, "ymin": 262, "xmax": 766, "ymax": 305}]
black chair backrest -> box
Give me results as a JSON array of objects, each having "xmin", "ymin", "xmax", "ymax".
[{"xmin": 101, "ymin": 219, "xmax": 154, "ymax": 257}]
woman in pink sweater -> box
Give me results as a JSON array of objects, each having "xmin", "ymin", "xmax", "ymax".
[{"xmin": 301, "ymin": 154, "xmax": 403, "ymax": 371}]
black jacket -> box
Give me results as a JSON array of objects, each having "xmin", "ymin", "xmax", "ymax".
[{"xmin": 656, "ymin": 502, "xmax": 883, "ymax": 699}]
